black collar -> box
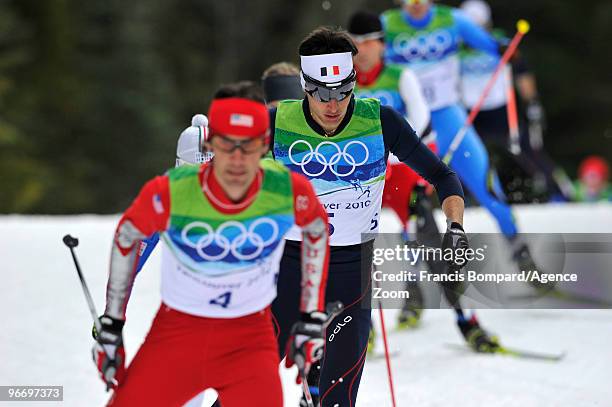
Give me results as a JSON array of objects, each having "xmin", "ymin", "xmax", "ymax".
[{"xmin": 301, "ymin": 95, "xmax": 355, "ymax": 137}]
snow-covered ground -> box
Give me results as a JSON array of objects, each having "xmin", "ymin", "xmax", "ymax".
[{"xmin": 0, "ymin": 203, "xmax": 611, "ymax": 406}]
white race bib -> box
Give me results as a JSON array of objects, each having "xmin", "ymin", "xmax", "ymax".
[
  {"xmin": 413, "ymin": 56, "xmax": 461, "ymax": 111},
  {"xmin": 285, "ymin": 181, "xmax": 384, "ymax": 245},
  {"xmin": 462, "ymin": 64, "xmax": 510, "ymax": 111},
  {"xmin": 160, "ymin": 241, "xmax": 285, "ymax": 318}
]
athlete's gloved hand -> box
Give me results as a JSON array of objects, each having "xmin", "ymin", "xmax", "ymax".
[
  {"xmin": 286, "ymin": 311, "xmax": 327, "ymax": 384},
  {"xmin": 442, "ymin": 221, "xmax": 469, "ymax": 269},
  {"xmin": 457, "ymin": 314, "xmax": 500, "ymax": 353},
  {"xmin": 91, "ymin": 315, "xmax": 126, "ymax": 389}
]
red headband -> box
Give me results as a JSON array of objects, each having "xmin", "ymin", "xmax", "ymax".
[
  {"xmin": 580, "ymin": 156, "xmax": 609, "ymax": 180},
  {"xmin": 208, "ymin": 97, "xmax": 269, "ymax": 138}
]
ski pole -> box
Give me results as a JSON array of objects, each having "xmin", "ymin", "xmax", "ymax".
[
  {"xmin": 300, "ymin": 370, "xmax": 315, "ymax": 407},
  {"xmin": 63, "ymin": 234, "xmax": 114, "ymax": 390},
  {"xmin": 374, "ymin": 279, "xmax": 397, "ymax": 407},
  {"xmin": 299, "ymin": 301, "xmax": 344, "ymax": 407},
  {"xmin": 63, "ymin": 235, "xmax": 103, "ymax": 333},
  {"xmin": 443, "ymin": 19, "xmax": 531, "ymax": 165},
  {"xmin": 505, "ymin": 67, "xmax": 522, "ymax": 155}
]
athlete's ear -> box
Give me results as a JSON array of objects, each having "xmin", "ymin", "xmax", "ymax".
[
  {"xmin": 261, "ymin": 131, "xmax": 271, "ymax": 158},
  {"xmin": 264, "ymin": 130, "xmax": 270, "ymax": 146},
  {"xmin": 260, "ymin": 144, "xmax": 270, "ymax": 158},
  {"xmin": 377, "ymin": 39, "xmax": 385, "ymax": 58}
]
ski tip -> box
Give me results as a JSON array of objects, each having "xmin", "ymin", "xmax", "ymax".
[
  {"xmin": 445, "ymin": 343, "xmax": 567, "ymax": 362},
  {"xmin": 63, "ymin": 234, "xmax": 79, "ymax": 248},
  {"xmin": 501, "ymin": 346, "xmax": 567, "ymax": 361},
  {"xmin": 517, "ymin": 19, "xmax": 531, "ymax": 34},
  {"xmin": 545, "ymin": 350, "xmax": 567, "ymax": 362}
]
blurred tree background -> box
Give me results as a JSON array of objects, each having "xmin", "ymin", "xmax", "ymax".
[{"xmin": 0, "ymin": 0, "xmax": 610, "ymax": 213}]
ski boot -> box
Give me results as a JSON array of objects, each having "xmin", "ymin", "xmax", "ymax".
[
  {"xmin": 367, "ymin": 323, "xmax": 376, "ymax": 355},
  {"xmin": 397, "ymin": 307, "xmax": 422, "ymax": 330},
  {"xmin": 511, "ymin": 239, "xmax": 556, "ymax": 292},
  {"xmin": 457, "ymin": 314, "xmax": 500, "ymax": 353}
]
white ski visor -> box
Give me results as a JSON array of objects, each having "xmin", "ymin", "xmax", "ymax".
[
  {"xmin": 300, "ymin": 71, "xmax": 356, "ymax": 102},
  {"xmin": 350, "ymin": 31, "xmax": 385, "ymax": 43},
  {"xmin": 300, "ymin": 52, "xmax": 354, "ymax": 84}
]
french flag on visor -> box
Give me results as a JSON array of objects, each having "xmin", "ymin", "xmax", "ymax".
[
  {"xmin": 301, "ymin": 52, "xmax": 353, "ymax": 83},
  {"xmin": 320, "ymin": 65, "xmax": 340, "ymax": 77}
]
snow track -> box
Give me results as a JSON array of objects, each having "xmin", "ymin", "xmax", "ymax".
[{"xmin": 0, "ymin": 203, "xmax": 610, "ymax": 406}]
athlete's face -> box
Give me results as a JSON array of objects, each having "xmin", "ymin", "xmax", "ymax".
[
  {"xmin": 581, "ymin": 171, "xmax": 606, "ymax": 193},
  {"xmin": 306, "ymin": 93, "xmax": 352, "ymax": 135},
  {"xmin": 353, "ymin": 39, "xmax": 384, "ymax": 72},
  {"xmin": 404, "ymin": 0, "xmax": 432, "ymax": 20},
  {"xmin": 206, "ymin": 134, "xmax": 267, "ymax": 200}
]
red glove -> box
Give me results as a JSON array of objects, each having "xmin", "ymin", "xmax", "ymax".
[
  {"xmin": 92, "ymin": 315, "xmax": 126, "ymax": 389},
  {"xmin": 285, "ymin": 312, "xmax": 327, "ymax": 384}
]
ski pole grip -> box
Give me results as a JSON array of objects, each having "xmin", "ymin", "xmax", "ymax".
[
  {"xmin": 517, "ymin": 19, "xmax": 530, "ymax": 35},
  {"xmin": 325, "ymin": 301, "xmax": 343, "ymax": 318},
  {"xmin": 63, "ymin": 234, "xmax": 79, "ymax": 248}
]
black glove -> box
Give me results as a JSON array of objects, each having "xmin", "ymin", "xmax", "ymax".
[
  {"xmin": 285, "ymin": 311, "xmax": 327, "ymax": 384},
  {"xmin": 442, "ymin": 221, "xmax": 469, "ymax": 269},
  {"xmin": 457, "ymin": 314, "xmax": 500, "ymax": 353},
  {"xmin": 92, "ymin": 315, "xmax": 125, "ymax": 389}
]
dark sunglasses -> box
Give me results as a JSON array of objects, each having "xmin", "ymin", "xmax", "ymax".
[
  {"xmin": 209, "ymin": 134, "xmax": 265, "ymax": 154},
  {"xmin": 302, "ymin": 71, "xmax": 356, "ymax": 103}
]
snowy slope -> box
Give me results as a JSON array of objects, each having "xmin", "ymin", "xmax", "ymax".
[{"xmin": 0, "ymin": 203, "xmax": 610, "ymax": 406}]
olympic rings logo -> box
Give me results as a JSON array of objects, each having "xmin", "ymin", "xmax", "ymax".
[
  {"xmin": 180, "ymin": 218, "xmax": 279, "ymax": 261},
  {"xmin": 288, "ymin": 139, "xmax": 369, "ymax": 177},
  {"xmin": 392, "ymin": 30, "xmax": 453, "ymax": 61}
]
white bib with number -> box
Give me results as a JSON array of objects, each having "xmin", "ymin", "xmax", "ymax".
[
  {"xmin": 285, "ymin": 181, "xmax": 384, "ymax": 245},
  {"xmin": 413, "ymin": 56, "xmax": 461, "ymax": 111},
  {"xmin": 159, "ymin": 241, "xmax": 285, "ymax": 318}
]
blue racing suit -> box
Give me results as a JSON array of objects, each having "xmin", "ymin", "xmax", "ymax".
[{"xmin": 382, "ymin": 5, "xmax": 517, "ymax": 236}]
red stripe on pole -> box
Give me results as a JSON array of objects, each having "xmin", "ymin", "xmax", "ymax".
[
  {"xmin": 465, "ymin": 30, "xmax": 526, "ymax": 128},
  {"xmin": 506, "ymin": 68, "xmax": 519, "ymax": 133},
  {"xmin": 505, "ymin": 67, "xmax": 521, "ymax": 154},
  {"xmin": 443, "ymin": 25, "xmax": 529, "ymax": 164},
  {"xmin": 378, "ymin": 306, "xmax": 397, "ymax": 407}
]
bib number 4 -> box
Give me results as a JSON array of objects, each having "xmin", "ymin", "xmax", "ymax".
[{"xmin": 209, "ymin": 291, "xmax": 232, "ymax": 308}]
